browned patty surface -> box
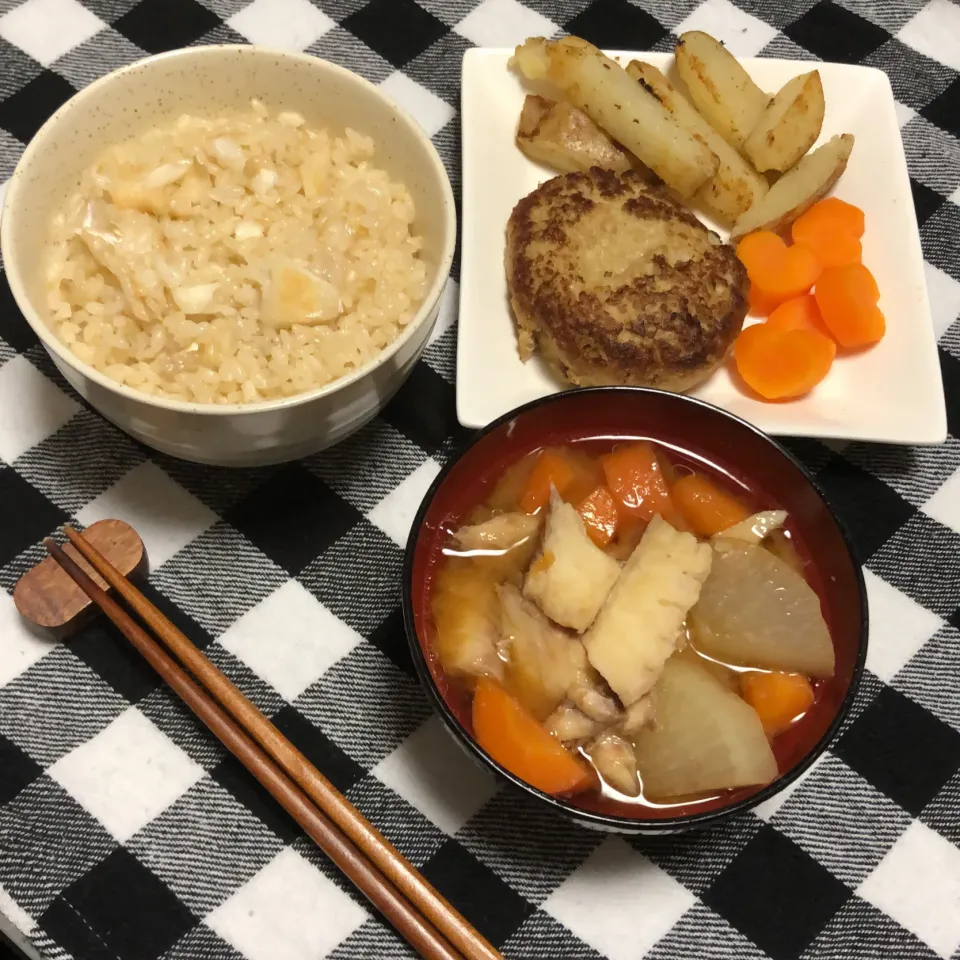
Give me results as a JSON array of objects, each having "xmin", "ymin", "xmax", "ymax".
[{"xmin": 506, "ymin": 168, "xmax": 748, "ymax": 392}]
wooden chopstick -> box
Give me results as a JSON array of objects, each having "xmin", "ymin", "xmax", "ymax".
[
  {"xmin": 45, "ymin": 535, "xmax": 490, "ymax": 960},
  {"xmin": 59, "ymin": 528, "xmax": 499, "ymax": 960}
]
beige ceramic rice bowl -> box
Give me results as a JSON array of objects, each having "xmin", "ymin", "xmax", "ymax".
[{"xmin": 1, "ymin": 45, "xmax": 456, "ymax": 466}]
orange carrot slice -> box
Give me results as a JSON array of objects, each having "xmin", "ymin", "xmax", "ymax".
[
  {"xmin": 655, "ymin": 447, "xmax": 680, "ymax": 487},
  {"xmin": 814, "ymin": 263, "xmax": 885, "ymax": 348},
  {"xmin": 740, "ymin": 671, "xmax": 815, "ymax": 737},
  {"xmin": 561, "ymin": 452, "xmax": 606, "ymax": 510},
  {"xmin": 751, "ymin": 245, "xmax": 822, "ymax": 305},
  {"xmin": 472, "ymin": 678, "xmax": 593, "ymax": 795},
  {"xmin": 794, "ymin": 231, "xmax": 861, "ymax": 269},
  {"xmin": 748, "ymin": 286, "xmax": 782, "ymax": 318},
  {"xmin": 737, "ymin": 231, "xmax": 787, "ymax": 277},
  {"xmin": 737, "ymin": 230, "xmax": 822, "ymax": 307},
  {"xmin": 519, "ymin": 449, "xmax": 576, "ymax": 513},
  {"xmin": 672, "ymin": 473, "xmax": 751, "ymax": 536},
  {"xmin": 600, "ymin": 441, "xmax": 676, "ymax": 523},
  {"xmin": 793, "ymin": 197, "xmax": 865, "ymax": 240},
  {"xmin": 578, "ymin": 485, "xmax": 619, "ymax": 546},
  {"xmin": 734, "ymin": 323, "xmax": 836, "ymax": 400},
  {"xmin": 766, "ymin": 294, "xmax": 835, "ymax": 344}
]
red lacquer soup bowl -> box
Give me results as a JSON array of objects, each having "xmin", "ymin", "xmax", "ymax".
[{"xmin": 402, "ymin": 387, "xmax": 868, "ymax": 834}]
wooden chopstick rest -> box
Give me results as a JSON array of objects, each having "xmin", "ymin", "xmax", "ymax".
[{"xmin": 14, "ymin": 519, "xmax": 146, "ymax": 635}]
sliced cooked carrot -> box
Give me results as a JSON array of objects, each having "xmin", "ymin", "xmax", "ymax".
[
  {"xmin": 655, "ymin": 447, "xmax": 679, "ymax": 487},
  {"xmin": 672, "ymin": 473, "xmax": 751, "ymax": 536},
  {"xmin": 748, "ymin": 286, "xmax": 781, "ymax": 318},
  {"xmin": 519, "ymin": 449, "xmax": 576, "ymax": 513},
  {"xmin": 793, "ymin": 197, "xmax": 865, "ymax": 241},
  {"xmin": 740, "ymin": 671, "xmax": 815, "ymax": 737},
  {"xmin": 472, "ymin": 678, "xmax": 593, "ymax": 795},
  {"xmin": 737, "ymin": 230, "xmax": 822, "ymax": 307},
  {"xmin": 578, "ymin": 485, "xmax": 619, "ymax": 546},
  {"xmin": 655, "ymin": 450, "xmax": 691, "ymax": 531},
  {"xmin": 562, "ymin": 451, "xmax": 606, "ymax": 510},
  {"xmin": 737, "ymin": 231, "xmax": 786, "ymax": 277},
  {"xmin": 794, "ymin": 231, "xmax": 861, "ymax": 269},
  {"xmin": 814, "ymin": 263, "xmax": 885, "ymax": 348},
  {"xmin": 766, "ymin": 294, "xmax": 835, "ymax": 343},
  {"xmin": 852, "ymin": 305, "xmax": 886, "ymax": 345},
  {"xmin": 734, "ymin": 323, "xmax": 836, "ymax": 400},
  {"xmin": 792, "ymin": 198, "xmax": 865, "ymax": 269},
  {"xmin": 600, "ymin": 441, "xmax": 676, "ymax": 523},
  {"xmin": 751, "ymin": 244, "xmax": 822, "ymax": 305}
]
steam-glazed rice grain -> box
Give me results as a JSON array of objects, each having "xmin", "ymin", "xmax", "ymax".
[{"xmin": 45, "ymin": 101, "xmax": 428, "ymax": 404}]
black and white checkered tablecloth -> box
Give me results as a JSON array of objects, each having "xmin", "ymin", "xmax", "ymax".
[{"xmin": 1, "ymin": 0, "xmax": 959, "ymax": 958}]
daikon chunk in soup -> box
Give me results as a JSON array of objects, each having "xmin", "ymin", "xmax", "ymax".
[{"xmin": 427, "ymin": 440, "xmax": 835, "ymax": 816}]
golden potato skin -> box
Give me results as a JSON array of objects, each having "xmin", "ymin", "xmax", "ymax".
[
  {"xmin": 513, "ymin": 36, "xmax": 719, "ymax": 198},
  {"xmin": 625, "ymin": 60, "xmax": 768, "ymax": 223},
  {"xmin": 731, "ymin": 134, "xmax": 854, "ymax": 239},
  {"xmin": 674, "ymin": 31, "xmax": 770, "ymax": 150},
  {"xmin": 744, "ymin": 71, "xmax": 825, "ymax": 173},
  {"xmin": 516, "ymin": 95, "xmax": 633, "ymax": 174}
]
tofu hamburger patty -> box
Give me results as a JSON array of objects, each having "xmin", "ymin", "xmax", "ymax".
[{"xmin": 505, "ymin": 168, "xmax": 749, "ymax": 392}]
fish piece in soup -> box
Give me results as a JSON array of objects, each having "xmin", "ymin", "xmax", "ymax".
[
  {"xmin": 523, "ymin": 489, "xmax": 621, "ymax": 632},
  {"xmin": 544, "ymin": 702, "xmax": 604, "ymax": 743},
  {"xmin": 619, "ymin": 696, "xmax": 655, "ymax": 734},
  {"xmin": 568, "ymin": 667, "xmax": 622, "ymax": 723},
  {"xmin": 588, "ymin": 731, "xmax": 640, "ymax": 797},
  {"xmin": 497, "ymin": 583, "xmax": 586, "ymax": 721},
  {"xmin": 452, "ymin": 512, "xmax": 541, "ymax": 551},
  {"xmin": 583, "ymin": 515, "xmax": 713, "ymax": 705}
]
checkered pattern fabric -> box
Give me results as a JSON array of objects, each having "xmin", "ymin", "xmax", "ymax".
[{"xmin": 1, "ymin": 0, "xmax": 959, "ymax": 958}]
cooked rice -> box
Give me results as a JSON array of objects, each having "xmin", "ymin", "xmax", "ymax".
[{"xmin": 45, "ymin": 100, "xmax": 428, "ymax": 404}]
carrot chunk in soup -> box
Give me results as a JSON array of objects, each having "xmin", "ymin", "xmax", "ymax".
[
  {"xmin": 472, "ymin": 678, "xmax": 593, "ymax": 796},
  {"xmin": 740, "ymin": 671, "xmax": 815, "ymax": 736},
  {"xmin": 519, "ymin": 449, "xmax": 577, "ymax": 512},
  {"xmin": 672, "ymin": 473, "xmax": 751, "ymax": 536},
  {"xmin": 578, "ymin": 485, "xmax": 619, "ymax": 546},
  {"xmin": 600, "ymin": 442, "xmax": 676, "ymax": 523}
]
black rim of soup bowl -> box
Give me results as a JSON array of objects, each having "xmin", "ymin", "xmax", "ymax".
[{"xmin": 401, "ymin": 386, "xmax": 869, "ymax": 834}]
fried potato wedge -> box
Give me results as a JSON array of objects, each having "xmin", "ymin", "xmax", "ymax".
[
  {"xmin": 512, "ymin": 36, "xmax": 719, "ymax": 198},
  {"xmin": 625, "ymin": 60, "xmax": 768, "ymax": 223},
  {"xmin": 675, "ymin": 31, "xmax": 769, "ymax": 150},
  {"xmin": 517, "ymin": 94, "xmax": 633, "ymax": 174},
  {"xmin": 730, "ymin": 134, "xmax": 854, "ymax": 240},
  {"xmin": 743, "ymin": 71, "xmax": 825, "ymax": 173}
]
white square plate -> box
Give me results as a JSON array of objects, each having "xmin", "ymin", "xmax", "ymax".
[{"xmin": 458, "ymin": 48, "xmax": 947, "ymax": 445}]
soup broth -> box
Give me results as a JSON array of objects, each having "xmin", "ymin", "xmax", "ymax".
[{"xmin": 425, "ymin": 438, "xmax": 836, "ymax": 819}]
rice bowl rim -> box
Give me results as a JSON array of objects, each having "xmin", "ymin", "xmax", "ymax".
[{"xmin": 1, "ymin": 44, "xmax": 457, "ymax": 417}]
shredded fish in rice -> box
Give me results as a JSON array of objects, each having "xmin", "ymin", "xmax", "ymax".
[{"xmin": 45, "ymin": 100, "xmax": 428, "ymax": 404}]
